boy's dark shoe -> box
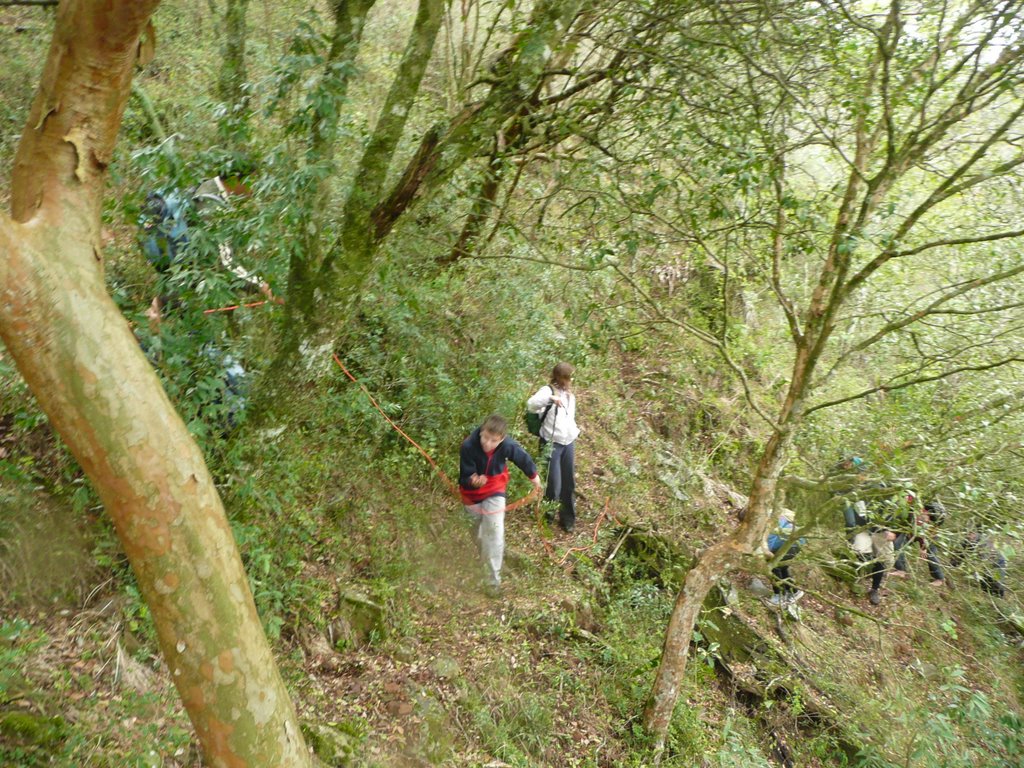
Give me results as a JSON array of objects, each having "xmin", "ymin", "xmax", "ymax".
[
  {"xmin": 868, "ymin": 589, "xmax": 881, "ymax": 606},
  {"xmin": 561, "ymin": 523, "xmax": 575, "ymax": 534}
]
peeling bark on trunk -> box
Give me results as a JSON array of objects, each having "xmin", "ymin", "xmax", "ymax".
[{"xmin": 0, "ymin": 2, "xmax": 311, "ymax": 765}]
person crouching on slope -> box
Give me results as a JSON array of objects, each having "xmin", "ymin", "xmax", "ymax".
[
  {"xmin": 765, "ymin": 510, "xmax": 806, "ymax": 607},
  {"xmin": 459, "ymin": 414, "xmax": 543, "ymax": 598}
]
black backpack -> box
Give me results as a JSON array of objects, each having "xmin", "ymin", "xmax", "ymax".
[{"xmin": 524, "ymin": 386, "xmax": 555, "ymax": 437}]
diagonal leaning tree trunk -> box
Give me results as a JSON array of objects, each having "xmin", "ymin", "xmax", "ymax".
[{"xmin": 0, "ymin": 2, "xmax": 311, "ymax": 765}]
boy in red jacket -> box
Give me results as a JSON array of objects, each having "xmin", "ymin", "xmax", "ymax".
[{"xmin": 459, "ymin": 414, "xmax": 542, "ymax": 597}]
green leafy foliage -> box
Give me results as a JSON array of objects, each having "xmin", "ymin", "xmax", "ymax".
[{"xmin": 4, "ymin": 0, "xmax": 1024, "ymax": 764}]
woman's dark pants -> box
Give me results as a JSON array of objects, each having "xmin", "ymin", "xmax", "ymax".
[{"xmin": 545, "ymin": 441, "xmax": 576, "ymax": 531}]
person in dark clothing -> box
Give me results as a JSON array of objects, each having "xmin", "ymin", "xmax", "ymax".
[
  {"xmin": 859, "ymin": 486, "xmax": 922, "ymax": 604},
  {"xmin": 832, "ymin": 461, "xmax": 902, "ymax": 606},
  {"xmin": 459, "ymin": 414, "xmax": 542, "ymax": 597},
  {"xmin": 139, "ymin": 176, "xmax": 274, "ymax": 332},
  {"xmin": 951, "ymin": 523, "xmax": 1007, "ymax": 598},
  {"xmin": 893, "ymin": 499, "xmax": 946, "ymax": 586}
]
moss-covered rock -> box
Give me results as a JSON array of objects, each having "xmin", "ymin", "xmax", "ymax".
[
  {"xmin": 0, "ymin": 709, "xmax": 66, "ymax": 748},
  {"xmin": 606, "ymin": 527, "xmax": 695, "ymax": 590},
  {"xmin": 333, "ymin": 589, "xmax": 386, "ymax": 648},
  {"xmin": 300, "ymin": 720, "xmax": 362, "ymax": 767}
]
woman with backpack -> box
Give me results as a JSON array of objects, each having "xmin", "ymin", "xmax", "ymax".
[{"xmin": 527, "ymin": 362, "xmax": 581, "ymax": 533}]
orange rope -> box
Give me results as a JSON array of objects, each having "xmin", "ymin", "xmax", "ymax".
[
  {"xmin": 535, "ymin": 501, "xmax": 557, "ymax": 558},
  {"xmin": 558, "ymin": 496, "xmax": 615, "ymax": 565},
  {"xmin": 331, "ymin": 353, "xmax": 543, "ymax": 511},
  {"xmin": 203, "ymin": 295, "xmax": 285, "ymax": 315},
  {"xmin": 332, "ymin": 354, "xmax": 459, "ymax": 495},
  {"xmin": 203, "ymin": 300, "xmax": 271, "ymax": 315},
  {"xmin": 198, "ymin": 294, "xmax": 544, "ymax": 512},
  {"xmin": 199, "ymin": 301, "xmax": 544, "ymax": 512},
  {"xmin": 506, "ymin": 485, "xmax": 542, "ymax": 511}
]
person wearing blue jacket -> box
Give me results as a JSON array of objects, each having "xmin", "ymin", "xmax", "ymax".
[
  {"xmin": 766, "ymin": 510, "xmax": 806, "ymax": 607},
  {"xmin": 459, "ymin": 414, "xmax": 542, "ymax": 597}
]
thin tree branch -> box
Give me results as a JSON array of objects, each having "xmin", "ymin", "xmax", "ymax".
[
  {"xmin": 369, "ymin": 0, "xmax": 586, "ymax": 245},
  {"xmin": 770, "ymin": 158, "xmax": 802, "ymax": 344},
  {"xmin": 890, "ymin": 226, "xmax": 1024, "ymax": 260},
  {"xmin": 834, "ymin": 262, "xmax": 1024, "ymax": 366},
  {"xmin": 805, "ymin": 356, "xmax": 1024, "ymax": 416},
  {"xmin": 843, "ymin": 98, "xmax": 1024, "ymax": 297}
]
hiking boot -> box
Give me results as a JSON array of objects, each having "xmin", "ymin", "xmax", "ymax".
[
  {"xmin": 764, "ymin": 594, "xmax": 784, "ymax": 607},
  {"xmin": 868, "ymin": 589, "xmax": 881, "ymax": 606}
]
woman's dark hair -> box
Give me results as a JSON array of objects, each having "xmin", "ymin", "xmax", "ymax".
[{"xmin": 550, "ymin": 362, "xmax": 574, "ymax": 390}]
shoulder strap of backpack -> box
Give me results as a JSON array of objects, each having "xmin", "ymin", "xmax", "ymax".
[{"xmin": 540, "ymin": 385, "xmax": 555, "ymax": 423}]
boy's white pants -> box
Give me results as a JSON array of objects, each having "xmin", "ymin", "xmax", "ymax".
[{"xmin": 463, "ymin": 496, "xmax": 506, "ymax": 587}]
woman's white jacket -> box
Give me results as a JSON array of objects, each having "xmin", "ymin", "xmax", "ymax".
[{"xmin": 527, "ymin": 385, "xmax": 580, "ymax": 445}]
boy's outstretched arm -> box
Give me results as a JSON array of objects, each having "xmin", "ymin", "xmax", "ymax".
[{"xmin": 508, "ymin": 440, "xmax": 541, "ymax": 486}]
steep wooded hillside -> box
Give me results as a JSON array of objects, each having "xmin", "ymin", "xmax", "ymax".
[{"xmin": 1, "ymin": 1, "xmax": 1022, "ymax": 766}]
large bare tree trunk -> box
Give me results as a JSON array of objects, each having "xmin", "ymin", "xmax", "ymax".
[{"xmin": 0, "ymin": 2, "xmax": 311, "ymax": 765}]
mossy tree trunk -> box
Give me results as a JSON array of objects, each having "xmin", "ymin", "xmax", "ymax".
[
  {"xmin": 218, "ymin": 0, "xmax": 250, "ymax": 111},
  {"xmin": 0, "ymin": 2, "xmax": 310, "ymax": 765},
  {"xmin": 261, "ymin": 0, "xmax": 379, "ymax": 390},
  {"xmin": 643, "ymin": 381, "xmax": 805, "ymax": 750},
  {"xmin": 266, "ymin": 0, "xmax": 601, "ymax": 380},
  {"xmin": 334, "ymin": 0, "xmax": 446, "ymax": 276},
  {"xmin": 217, "ymin": 0, "xmax": 250, "ymax": 140}
]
